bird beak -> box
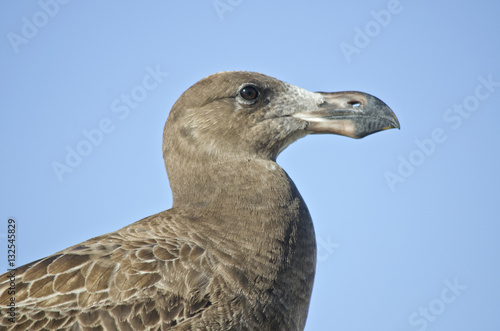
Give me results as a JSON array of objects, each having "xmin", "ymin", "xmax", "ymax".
[{"xmin": 292, "ymin": 91, "xmax": 400, "ymax": 138}]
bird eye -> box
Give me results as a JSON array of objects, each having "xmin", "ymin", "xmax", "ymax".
[{"xmin": 239, "ymin": 85, "xmax": 259, "ymax": 101}]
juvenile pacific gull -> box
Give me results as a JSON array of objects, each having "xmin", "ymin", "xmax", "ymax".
[{"xmin": 0, "ymin": 71, "xmax": 399, "ymax": 330}]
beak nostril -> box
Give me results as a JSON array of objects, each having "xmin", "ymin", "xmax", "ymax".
[{"xmin": 348, "ymin": 101, "xmax": 361, "ymax": 108}]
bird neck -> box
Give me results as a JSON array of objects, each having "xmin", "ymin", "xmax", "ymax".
[
  {"xmin": 167, "ymin": 157, "xmax": 293, "ymax": 210},
  {"xmin": 165, "ymin": 155, "xmax": 317, "ymax": 262},
  {"xmin": 165, "ymin": 156, "xmax": 316, "ymax": 329},
  {"xmin": 166, "ymin": 154, "xmax": 316, "ymax": 266}
]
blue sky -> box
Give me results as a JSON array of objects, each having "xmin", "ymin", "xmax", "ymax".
[{"xmin": 1, "ymin": 1, "xmax": 499, "ymax": 330}]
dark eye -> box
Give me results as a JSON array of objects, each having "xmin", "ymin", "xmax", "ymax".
[{"xmin": 239, "ymin": 85, "xmax": 259, "ymax": 101}]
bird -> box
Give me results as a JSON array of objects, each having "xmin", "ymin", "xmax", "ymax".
[{"xmin": 0, "ymin": 71, "xmax": 399, "ymax": 330}]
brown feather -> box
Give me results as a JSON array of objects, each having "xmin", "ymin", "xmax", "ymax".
[{"xmin": 0, "ymin": 71, "xmax": 398, "ymax": 330}]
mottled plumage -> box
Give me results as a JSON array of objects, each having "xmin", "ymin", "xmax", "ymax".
[{"xmin": 0, "ymin": 71, "xmax": 398, "ymax": 330}]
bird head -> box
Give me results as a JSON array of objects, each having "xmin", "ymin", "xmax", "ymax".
[{"xmin": 163, "ymin": 71, "xmax": 399, "ymax": 163}]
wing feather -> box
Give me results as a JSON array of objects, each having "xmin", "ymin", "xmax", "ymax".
[{"xmin": 0, "ymin": 213, "xmax": 218, "ymax": 330}]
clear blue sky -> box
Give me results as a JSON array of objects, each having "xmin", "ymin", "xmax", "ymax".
[{"xmin": 1, "ymin": 1, "xmax": 499, "ymax": 330}]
